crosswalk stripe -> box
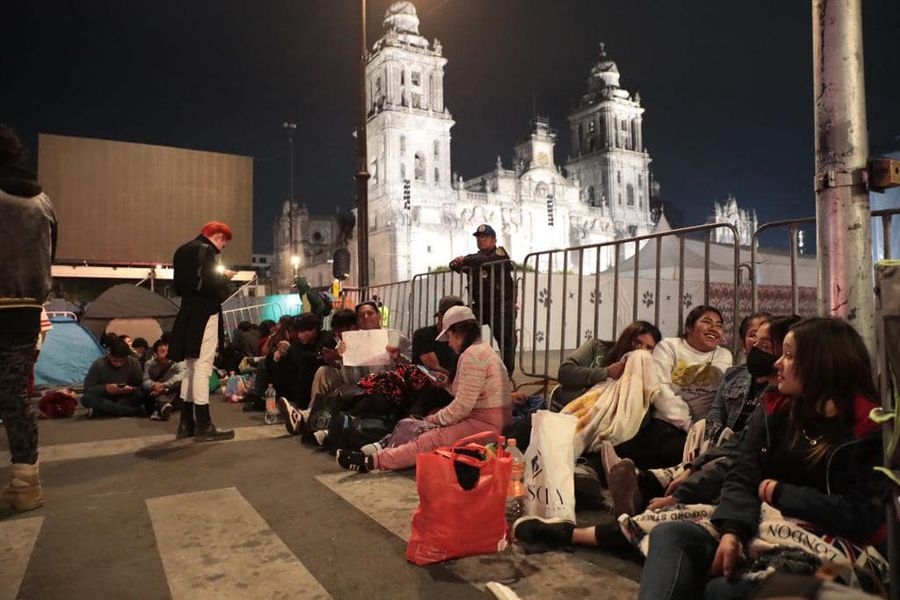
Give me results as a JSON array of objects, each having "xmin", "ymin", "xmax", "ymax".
[
  {"xmin": 0, "ymin": 517, "xmax": 44, "ymax": 600},
  {"xmin": 146, "ymin": 487, "xmax": 330, "ymax": 600},
  {"xmin": 39, "ymin": 425, "xmax": 287, "ymax": 463},
  {"xmin": 316, "ymin": 472, "xmax": 639, "ymax": 599}
]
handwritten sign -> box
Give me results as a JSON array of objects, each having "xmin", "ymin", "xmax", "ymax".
[{"xmin": 341, "ymin": 329, "xmax": 390, "ymax": 367}]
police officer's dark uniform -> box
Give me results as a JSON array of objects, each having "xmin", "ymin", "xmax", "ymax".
[{"xmin": 449, "ymin": 224, "xmax": 516, "ymax": 375}]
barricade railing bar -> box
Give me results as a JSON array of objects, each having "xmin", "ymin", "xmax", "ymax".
[
  {"xmin": 221, "ymin": 302, "xmax": 283, "ymax": 341},
  {"xmin": 519, "ymin": 223, "xmax": 741, "ymax": 382},
  {"xmin": 750, "ymin": 207, "xmax": 899, "ymax": 315}
]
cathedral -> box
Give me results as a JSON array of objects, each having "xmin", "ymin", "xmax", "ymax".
[
  {"xmin": 272, "ymin": 1, "xmax": 760, "ymax": 288},
  {"xmin": 361, "ymin": 1, "xmax": 656, "ymax": 284}
]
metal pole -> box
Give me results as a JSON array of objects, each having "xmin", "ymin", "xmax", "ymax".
[
  {"xmin": 356, "ymin": 0, "xmax": 371, "ymax": 287},
  {"xmin": 812, "ymin": 0, "xmax": 875, "ymax": 356}
]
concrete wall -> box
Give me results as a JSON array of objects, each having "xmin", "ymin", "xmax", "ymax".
[{"xmin": 38, "ymin": 134, "xmax": 252, "ymax": 265}]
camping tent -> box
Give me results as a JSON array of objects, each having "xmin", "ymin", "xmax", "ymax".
[
  {"xmin": 34, "ymin": 317, "xmax": 104, "ymax": 386},
  {"xmin": 81, "ymin": 284, "xmax": 180, "ymax": 342}
]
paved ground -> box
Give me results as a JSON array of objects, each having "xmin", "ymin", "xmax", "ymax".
[{"xmin": 0, "ymin": 397, "xmax": 642, "ymax": 599}]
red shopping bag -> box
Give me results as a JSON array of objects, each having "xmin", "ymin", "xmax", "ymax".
[{"xmin": 405, "ymin": 434, "xmax": 512, "ymax": 565}]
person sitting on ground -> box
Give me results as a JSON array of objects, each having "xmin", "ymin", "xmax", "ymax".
[
  {"xmin": 143, "ymin": 338, "xmax": 186, "ymax": 421},
  {"xmin": 339, "ymin": 300, "xmax": 412, "ymax": 385},
  {"xmin": 603, "ymin": 315, "xmax": 800, "ymax": 517},
  {"xmin": 81, "ymin": 338, "xmax": 148, "ymax": 418},
  {"xmin": 256, "ymin": 320, "xmax": 276, "ymax": 355},
  {"xmin": 412, "ymin": 295, "xmax": 464, "ymax": 381},
  {"xmin": 612, "ymin": 305, "xmax": 732, "ymax": 470},
  {"xmin": 336, "ymin": 305, "xmax": 511, "ymax": 472},
  {"xmin": 735, "ymin": 311, "xmax": 771, "ymax": 365},
  {"xmin": 231, "ymin": 320, "xmax": 261, "ymax": 360},
  {"xmin": 132, "ymin": 337, "xmax": 152, "ymax": 367},
  {"xmin": 514, "ymin": 317, "xmax": 887, "ymax": 599},
  {"xmin": 270, "ymin": 313, "xmax": 337, "ymax": 433},
  {"xmin": 554, "ymin": 320, "xmax": 662, "ymax": 411},
  {"xmin": 308, "ymin": 308, "xmax": 358, "ymax": 401}
]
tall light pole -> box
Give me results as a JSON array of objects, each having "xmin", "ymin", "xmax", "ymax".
[
  {"xmin": 356, "ymin": 0, "xmax": 371, "ymax": 288},
  {"xmin": 283, "ymin": 121, "xmax": 299, "ymax": 274}
]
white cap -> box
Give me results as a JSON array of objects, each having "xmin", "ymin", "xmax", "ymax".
[{"xmin": 436, "ymin": 305, "xmax": 477, "ymax": 341}]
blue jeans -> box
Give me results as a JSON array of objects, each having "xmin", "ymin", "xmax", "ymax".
[
  {"xmin": 638, "ymin": 521, "xmax": 719, "ymax": 600},
  {"xmin": 81, "ymin": 390, "xmax": 148, "ymax": 417}
]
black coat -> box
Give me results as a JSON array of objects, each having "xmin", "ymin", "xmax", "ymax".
[
  {"xmin": 450, "ymin": 246, "xmax": 515, "ymax": 307},
  {"xmin": 168, "ymin": 235, "xmax": 233, "ymax": 361},
  {"xmin": 710, "ymin": 391, "xmax": 887, "ymax": 549}
]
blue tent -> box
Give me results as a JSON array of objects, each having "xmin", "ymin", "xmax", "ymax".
[{"xmin": 34, "ymin": 317, "xmax": 104, "ymax": 386}]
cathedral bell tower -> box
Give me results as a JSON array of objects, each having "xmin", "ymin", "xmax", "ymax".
[
  {"xmin": 565, "ymin": 43, "xmax": 653, "ymax": 235},
  {"xmin": 362, "ymin": 1, "xmax": 455, "ymax": 283}
]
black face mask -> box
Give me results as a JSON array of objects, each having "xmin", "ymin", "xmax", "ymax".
[{"xmin": 746, "ymin": 346, "xmax": 777, "ymax": 378}]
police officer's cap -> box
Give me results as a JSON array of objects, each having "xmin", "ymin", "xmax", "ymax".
[{"xmin": 473, "ymin": 224, "xmax": 496, "ymax": 238}]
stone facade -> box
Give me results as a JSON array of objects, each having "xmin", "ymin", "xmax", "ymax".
[
  {"xmin": 710, "ymin": 195, "xmax": 758, "ymax": 247},
  {"xmin": 361, "ymin": 1, "xmax": 656, "ymax": 284}
]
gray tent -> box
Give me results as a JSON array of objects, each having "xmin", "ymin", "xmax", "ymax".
[{"xmin": 81, "ymin": 284, "xmax": 179, "ymax": 343}]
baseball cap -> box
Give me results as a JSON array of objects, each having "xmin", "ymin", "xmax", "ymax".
[
  {"xmin": 434, "ymin": 295, "xmax": 464, "ymax": 317},
  {"xmin": 472, "ymin": 224, "xmax": 496, "ymax": 237},
  {"xmin": 436, "ymin": 305, "xmax": 478, "ymax": 341}
]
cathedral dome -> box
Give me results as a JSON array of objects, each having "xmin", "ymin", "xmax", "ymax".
[
  {"xmin": 384, "ymin": 1, "xmax": 420, "ymax": 35},
  {"xmin": 589, "ymin": 43, "xmax": 621, "ymax": 89}
]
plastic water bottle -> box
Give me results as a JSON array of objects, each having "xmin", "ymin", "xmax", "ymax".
[
  {"xmin": 505, "ymin": 438, "xmax": 526, "ymax": 531},
  {"xmin": 264, "ymin": 384, "xmax": 279, "ymax": 425}
]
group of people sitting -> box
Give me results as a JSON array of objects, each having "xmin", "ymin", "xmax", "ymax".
[
  {"xmin": 76, "ymin": 298, "xmax": 890, "ymax": 597},
  {"xmin": 82, "ymin": 334, "xmax": 185, "ymax": 420},
  {"xmin": 321, "ymin": 303, "xmax": 887, "ymax": 598}
]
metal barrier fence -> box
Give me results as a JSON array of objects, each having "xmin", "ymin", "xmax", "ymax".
[
  {"xmin": 518, "ymin": 223, "xmax": 741, "ymax": 381},
  {"xmin": 750, "ymin": 207, "xmax": 899, "ymax": 315},
  {"xmin": 221, "ymin": 302, "xmax": 284, "ymax": 341}
]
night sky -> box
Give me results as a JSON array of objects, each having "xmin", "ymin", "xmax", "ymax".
[{"xmin": 5, "ymin": 1, "xmax": 899, "ymax": 254}]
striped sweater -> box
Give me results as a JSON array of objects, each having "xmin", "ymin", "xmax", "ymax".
[{"xmin": 429, "ymin": 340, "xmax": 510, "ymax": 426}]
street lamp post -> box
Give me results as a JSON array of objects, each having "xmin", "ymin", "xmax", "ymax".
[
  {"xmin": 290, "ymin": 254, "xmax": 300, "ymax": 278},
  {"xmin": 356, "ymin": 0, "xmax": 371, "ymax": 288},
  {"xmin": 283, "ymin": 121, "xmax": 299, "ymax": 279}
]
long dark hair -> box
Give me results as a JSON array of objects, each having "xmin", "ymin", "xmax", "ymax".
[
  {"xmin": 607, "ymin": 320, "xmax": 662, "ymax": 364},
  {"xmin": 448, "ymin": 319, "xmax": 481, "ymax": 354},
  {"xmin": 786, "ymin": 317, "xmax": 878, "ymax": 461}
]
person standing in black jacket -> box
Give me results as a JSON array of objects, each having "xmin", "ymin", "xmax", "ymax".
[
  {"xmin": 0, "ymin": 125, "xmax": 57, "ymax": 512},
  {"xmin": 449, "ymin": 224, "xmax": 516, "ymax": 376},
  {"xmin": 169, "ymin": 222, "xmax": 235, "ymax": 442}
]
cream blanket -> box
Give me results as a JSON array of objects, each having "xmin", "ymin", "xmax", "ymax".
[{"xmin": 561, "ymin": 349, "xmax": 657, "ymax": 456}]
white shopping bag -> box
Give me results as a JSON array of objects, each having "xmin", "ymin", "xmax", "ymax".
[{"xmin": 523, "ymin": 410, "xmax": 577, "ymax": 523}]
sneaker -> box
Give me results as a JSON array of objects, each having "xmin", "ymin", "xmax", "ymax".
[
  {"xmin": 277, "ymin": 397, "xmax": 304, "ymax": 435},
  {"xmin": 159, "ymin": 402, "xmax": 173, "ymax": 421},
  {"xmin": 150, "ymin": 410, "xmax": 163, "ymax": 421},
  {"xmin": 607, "ymin": 458, "xmax": 642, "ymax": 517},
  {"xmin": 360, "ymin": 441, "xmax": 383, "ymax": 456},
  {"xmin": 312, "ymin": 430, "xmax": 329, "ymax": 446},
  {"xmin": 511, "ymin": 516, "xmax": 575, "ymax": 548},
  {"xmin": 336, "ymin": 449, "xmax": 373, "ymax": 473}
]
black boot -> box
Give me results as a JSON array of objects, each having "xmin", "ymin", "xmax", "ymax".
[
  {"xmin": 176, "ymin": 401, "xmax": 195, "ymax": 440},
  {"xmin": 194, "ymin": 404, "xmax": 234, "ymax": 442}
]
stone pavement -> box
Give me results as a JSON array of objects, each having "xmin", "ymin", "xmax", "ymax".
[{"xmin": 0, "ymin": 398, "xmax": 641, "ymax": 599}]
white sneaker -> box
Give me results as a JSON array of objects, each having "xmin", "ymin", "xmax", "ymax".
[
  {"xmin": 360, "ymin": 441, "xmax": 383, "ymax": 456},
  {"xmin": 313, "ymin": 430, "xmax": 328, "ymax": 446},
  {"xmin": 278, "ymin": 397, "xmax": 303, "ymax": 436}
]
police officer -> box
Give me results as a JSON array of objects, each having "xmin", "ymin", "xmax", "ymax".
[{"xmin": 449, "ymin": 224, "xmax": 516, "ymax": 375}]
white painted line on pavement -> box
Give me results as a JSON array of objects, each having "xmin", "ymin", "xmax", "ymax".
[
  {"xmin": 39, "ymin": 425, "xmax": 288, "ymax": 463},
  {"xmin": 147, "ymin": 487, "xmax": 330, "ymax": 600},
  {"xmin": 316, "ymin": 472, "xmax": 639, "ymax": 598},
  {"xmin": 316, "ymin": 472, "xmax": 417, "ymax": 540},
  {"xmin": 0, "ymin": 516, "xmax": 44, "ymax": 600}
]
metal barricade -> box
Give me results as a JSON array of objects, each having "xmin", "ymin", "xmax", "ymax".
[
  {"xmin": 221, "ymin": 302, "xmax": 283, "ymax": 341},
  {"xmin": 750, "ymin": 207, "xmax": 899, "ymax": 315},
  {"xmin": 519, "ymin": 223, "xmax": 741, "ymax": 382}
]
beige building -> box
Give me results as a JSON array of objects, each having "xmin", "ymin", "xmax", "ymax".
[{"xmin": 38, "ymin": 134, "xmax": 253, "ymax": 266}]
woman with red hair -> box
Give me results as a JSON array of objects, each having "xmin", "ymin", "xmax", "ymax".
[{"xmin": 169, "ymin": 221, "xmax": 235, "ymax": 442}]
